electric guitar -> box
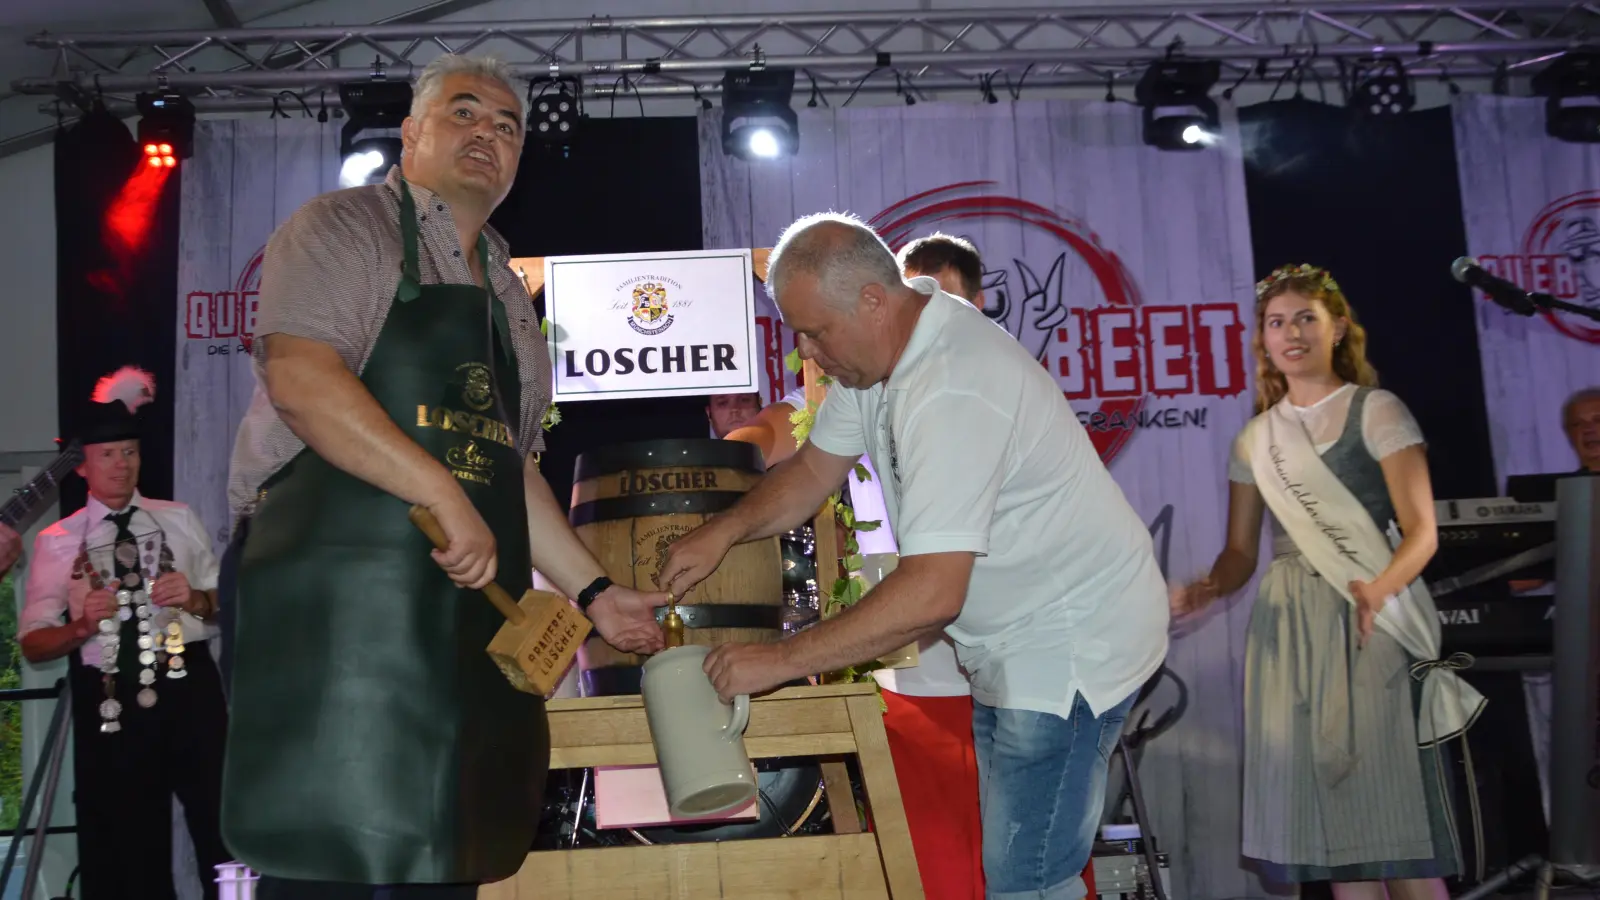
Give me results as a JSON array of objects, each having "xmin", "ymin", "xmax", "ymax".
[{"xmin": 0, "ymin": 440, "xmax": 84, "ymax": 533}]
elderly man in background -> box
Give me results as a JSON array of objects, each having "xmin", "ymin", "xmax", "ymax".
[
  {"xmin": 661, "ymin": 212, "xmax": 1169, "ymax": 900},
  {"xmin": 1564, "ymin": 387, "xmax": 1600, "ymax": 472},
  {"xmin": 221, "ymin": 53, "xmax": 664, "ymax": 899}
]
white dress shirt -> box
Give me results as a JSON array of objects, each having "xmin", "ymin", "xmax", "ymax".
[
  {"xmin": 808, "ymin": 277, "xmax": 1170, "ymax": 718},
  {"xmin": 20, "ymin": 491, "xmax": 222, "ymax": 666}
]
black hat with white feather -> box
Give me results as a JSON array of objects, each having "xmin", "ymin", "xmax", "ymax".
[{"xmin": 78, "ymin": 366, "xmax": 156, "ymax": 445}]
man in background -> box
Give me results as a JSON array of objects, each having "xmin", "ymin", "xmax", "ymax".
[
  {"xmin": 1564, "ymin": 387, "xmax": 1600, "ymax": 472},
  {"xmin": 19, "ymin": 368, "xmax": 229, "ymax": 900},
  {"xmin": 722, "ymin": 232, "xmax": 992, "ymax": 900},
  {"xmin": 706, "ymin": 391, "xmax": 762, "ymax": 439}
]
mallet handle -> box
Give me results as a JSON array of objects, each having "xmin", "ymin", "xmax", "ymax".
[{"xmin": 408, "ymin": 505, "xmax": 526, "ymax": 625}]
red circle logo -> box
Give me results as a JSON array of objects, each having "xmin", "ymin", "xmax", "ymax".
[
  {"xmin": 1512, "ymin": 190, "xmax": 1600, "ymax": 344},
  {"xmin": 870, "ymin": 181, "xmax": 1147, "ymax": 463}
]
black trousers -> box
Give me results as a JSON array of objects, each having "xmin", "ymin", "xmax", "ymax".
[
  {"xmin": 216, "ymin": 515, "xmax": 249, "ymax": 697},
  {"xmin": 68, "ymin": 641, "xmax": 231, "ymax": 900}
]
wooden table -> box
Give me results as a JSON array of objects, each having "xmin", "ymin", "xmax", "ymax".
[{"xmin": 479, "ymin": 681, "xmax": 925, "ymax": 900}]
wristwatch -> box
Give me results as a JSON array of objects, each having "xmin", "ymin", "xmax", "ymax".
[{"xmin": 576, "ymin": 576, "xmax": 613, "ymax": 613}]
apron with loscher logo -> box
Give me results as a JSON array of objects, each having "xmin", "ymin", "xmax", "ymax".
[{"xmin": 221, "ymin": 178, "xmax": 547, "ymax": 885}]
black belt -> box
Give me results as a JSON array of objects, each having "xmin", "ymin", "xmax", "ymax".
[{"xmin": 651, "ymin": 604, "xmax": 785, "ymax": 630}]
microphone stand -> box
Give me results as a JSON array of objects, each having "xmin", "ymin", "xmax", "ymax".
[
  {"xmin": 1530, "ymin": 291, "xmax": 1600, "ymax": 322},
  {"xmin": 1492, "ymin": 288, "xmax": 1600, "ymax": 322}
]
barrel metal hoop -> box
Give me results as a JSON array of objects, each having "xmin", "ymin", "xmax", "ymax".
[
  {"xmin": 572, "ymin": 439, "xmax": 766, "ymax": 482},
  {"xmin": 568, "ymin": 490, "xmax": 747, "ymax": 527}
]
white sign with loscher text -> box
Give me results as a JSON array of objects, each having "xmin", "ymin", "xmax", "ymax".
[{"xmin": 544, "ymin": 249, "xmax": 759, "ymax": 402}]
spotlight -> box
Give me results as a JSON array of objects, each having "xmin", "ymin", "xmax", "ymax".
[
  {"xmin": 1135, "ymin": 59, "xmax": 1221, "ymax": 151},
  {"xmin": 338, "ymin": 78, "xmax": 411, "ymax": 187},
  {"xmin": 1534, "ymin": 52, "xmax": 1600, "ymax": 143},
  {"xmin": 136, "ymin": 90, "xmax": 195, "ymax": 163},
  {"xmin": 339, "ymin": 137, "xmax": 402, "ymax": 188},
  {"xmin": 721, "ymin": 66, "xmax": 797, "ymax": 161},
  {"xmin": 529, "ymin": 76, "xmax": 583, "ymax": 148},
  {"xmin": 142, "ymin": 145, "xmax": 177, "ymax": 168},
  {"xmin": 1351, "ymin": 58, "xmax": 1415, "ymax": 118}
]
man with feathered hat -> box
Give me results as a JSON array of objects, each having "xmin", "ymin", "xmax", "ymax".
[{"xmin": 18, "ymin": 366, "xmax": 232, "ymax": 900}]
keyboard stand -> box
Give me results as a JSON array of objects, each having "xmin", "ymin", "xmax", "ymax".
[{"xmin": 1456, "ymin": 476, "xmax": 1599, "ymax": 900}]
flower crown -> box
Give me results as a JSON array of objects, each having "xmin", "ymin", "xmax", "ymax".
[{"xmin": 1255, "ymin": 263, "xmax": 1341, "ymax": 300}]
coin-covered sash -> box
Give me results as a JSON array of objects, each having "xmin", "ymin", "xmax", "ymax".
[{"xmin": 221, "ymin": 178, "xmax": 547, "ymax": 885}]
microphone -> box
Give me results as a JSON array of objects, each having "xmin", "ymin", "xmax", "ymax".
[{"xmin": 1450, "ymin": 257, "xmax": 1537, "ymax": 316}]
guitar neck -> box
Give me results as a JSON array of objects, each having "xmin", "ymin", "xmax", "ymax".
[{"xmin": 1, "ymin": 442, "xmax": 83, "ymax": 532}]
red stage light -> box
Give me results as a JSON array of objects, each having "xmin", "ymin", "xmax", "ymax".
[
  {"xmin": 163, "ymin": 156, "xmax": 176, "ymax": 168},
  {"xmin": 158, "ymin": 143, "xmax": 173, "ymax": 155},
  {"xmin": 147, "ymin": 156, "xmax": 163, "ymax": 168},
  {"xmin": 144, "ymin": 143, "xmax": 159, "ymax": 156}
]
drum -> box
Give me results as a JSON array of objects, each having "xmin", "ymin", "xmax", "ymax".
[{"xmin": 569, "ymin": 439, "xmax": 786, "ymax": 696}]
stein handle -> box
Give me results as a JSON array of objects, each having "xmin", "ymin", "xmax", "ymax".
[{"xmin": 724, "ymin": 694, "xmax": 750, "ymax": 741}]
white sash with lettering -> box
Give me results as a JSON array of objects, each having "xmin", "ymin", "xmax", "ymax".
[{"xmin": 1246, "ymin": 400, "xmax": 1485, "ymax": 747}]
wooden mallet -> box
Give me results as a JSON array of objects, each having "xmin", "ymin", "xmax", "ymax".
[{"xmin": 409, "ymin": 505, "xmax": 592, "ymax": 696}]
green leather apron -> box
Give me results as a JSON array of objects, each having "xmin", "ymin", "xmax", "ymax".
[{"xmin": 221, "ymin": 179, "xmax": 548, "ymax": 885}]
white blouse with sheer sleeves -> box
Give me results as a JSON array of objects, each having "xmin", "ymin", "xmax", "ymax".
[{"xmin": 1228, "ymin": 384, "xmax": 1426, "ymax": 484}]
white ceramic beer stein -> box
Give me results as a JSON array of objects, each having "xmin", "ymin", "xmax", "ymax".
[{"xmin": 640, "ymin": 644, "xmax": 757, "ymax": 818}]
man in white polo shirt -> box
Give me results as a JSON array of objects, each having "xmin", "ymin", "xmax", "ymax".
[
  {"xmin": 724, "ymin": 233, "xmax": 989, "ymax": 900},
  {"xmin": 660, "ymin": 213, "xmax": 1169, "ymax": 900}
]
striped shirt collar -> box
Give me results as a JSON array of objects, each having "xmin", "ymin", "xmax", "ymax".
[{"xmin": 381, "ymin": 166, "xmax": 514, "ymax": 270}]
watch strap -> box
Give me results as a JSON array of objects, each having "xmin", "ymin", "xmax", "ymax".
[{"xmin": 576, "ymin": 576, "xmax": 613, "ymax": 613}]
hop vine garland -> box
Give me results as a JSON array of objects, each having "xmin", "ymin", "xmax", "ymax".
[
  {"xmin": 540, "ymin": 317, "xmax": 561, "ymax": 433},
  {"xmin": 785, "ymin": 350, "xmax": 886, "ymax": 688}
]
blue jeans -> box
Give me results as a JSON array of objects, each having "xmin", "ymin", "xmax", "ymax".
[{"xmin": 972, "ymin": 691, "xmax": 1135, "ymax": 900}]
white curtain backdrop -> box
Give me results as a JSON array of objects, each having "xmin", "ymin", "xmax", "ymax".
[
  {"xmin": 1453, "ymin": 94, "xmax": 1600, "ymax": 484},
  {"xmin": 175, "ymin": 118, "xmax": 344, "ymax": 552}
]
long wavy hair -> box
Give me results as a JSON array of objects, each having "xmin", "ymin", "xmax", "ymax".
[{"xmin": 1252, "ymin": 265, "xmax": 1379, "ymax": 413}]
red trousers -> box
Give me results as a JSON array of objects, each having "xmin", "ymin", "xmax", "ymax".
[{"xmin": 880, "ymin": 689, "xmax": 986, "ymax": 900}]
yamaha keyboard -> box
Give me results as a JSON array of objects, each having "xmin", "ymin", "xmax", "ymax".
[{"xmin": 1426, "ymin": 498, "xmax": 1556, "ymax": 662}]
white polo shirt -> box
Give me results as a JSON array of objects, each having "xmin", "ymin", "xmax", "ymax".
[
  {"xmin": 779, "ymin": 386, "xmax": 969, "ymax": 698},
  {"xmin": 807, "ymin": 277, "xmax": 1169, "ymax": 718}
]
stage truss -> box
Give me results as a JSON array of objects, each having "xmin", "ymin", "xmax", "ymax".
[{"xmin": 9, "ymin": 1, "xmax": 1597, "ymax": 113}]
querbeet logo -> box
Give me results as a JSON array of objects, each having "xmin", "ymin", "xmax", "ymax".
[
  {"xmin": 184, "ymin": 245, "xmax": 265, "ymax": 354},
  {"xmin": 1472, "ymin": 190, "xmax": 1600, "ymax": 344},
  {"xmin": 869, "ymin": 181, "xmax": 1249, "ymax": 464}
]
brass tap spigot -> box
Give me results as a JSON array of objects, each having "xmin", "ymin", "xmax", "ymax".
[{"xmin": 662, "ymin": 592, "xmax": 685, "ymax": 649}]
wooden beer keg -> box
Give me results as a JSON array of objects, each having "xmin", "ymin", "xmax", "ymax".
[{"xmin": 569, "ymin": 439, "xmax": 785, "ymax": 696}]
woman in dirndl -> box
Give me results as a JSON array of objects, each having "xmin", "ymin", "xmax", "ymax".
[{"xmin": 1172, "ymin": 264, "xmax": 1468, "ymax": 900}]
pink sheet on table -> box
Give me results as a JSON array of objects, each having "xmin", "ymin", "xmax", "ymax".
[{"xmin": 592, "ymin": 765, "xmax": 760, "ymax": 829}]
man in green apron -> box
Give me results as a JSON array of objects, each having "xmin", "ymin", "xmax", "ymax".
[{"xmin": 221, "ymin": 54, "xmax": 666, "ymax": 899}]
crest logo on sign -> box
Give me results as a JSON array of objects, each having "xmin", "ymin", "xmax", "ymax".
[
  {"xmin": 869, "ymin": 182, "xmax": 1249, "ymax": 465},
  {"xmin": 628, "ymin": 282, "xmax": 675, "ymax": 335},
  {"xmin": 1472, "ymin": 190, "xmax": 1600, "ymax": 344}
]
